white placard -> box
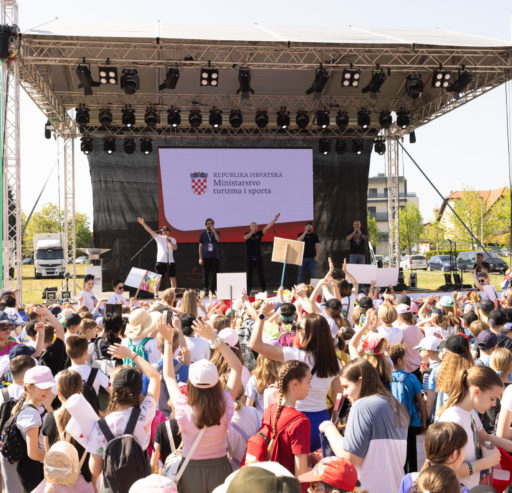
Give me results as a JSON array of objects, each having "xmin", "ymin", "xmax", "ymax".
[
  {"xmin": 125, "ymin": 267, "xmax": 162, "ymax": 294},
  {"xmin": 85, "ymin": 265, "xmax": 102, "ymax": 295},
  {"xmin": 375, "ymin": 267, "xmax": 399, "ymax": 288},
  {"xmin": 217, "ymin": 273, "xmax": 247, "ymax": 300},
  {"xmin": 345, "ymin": 264, "xmax": 378, "ymax": 284}
]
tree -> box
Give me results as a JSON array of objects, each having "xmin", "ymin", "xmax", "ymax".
[
  {"xmin": 423, "ymin": 221, "xmax": 445, "ymax": 252},
  {"xmin": 486, "ymin": 190, "xmax": 511, "ymax": 247},
  {"xmin": 367, "ymin": 212, "xmax": 381, "ymax": 248},
  {"xmin": 399, "ymin": 202, "xmax": 423, "ymax": 255}
]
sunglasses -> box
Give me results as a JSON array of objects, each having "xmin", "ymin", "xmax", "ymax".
[
  {"xmin": 0, "ymin": 325, "xmax": 11, "ymax": 332},
  {"xmin": 478, "ymin": 279, "xmax": 487, "ymax": 283},
  {"xmin": 116, "ymin": 286, "xmax": 125, "ymax": 290}
]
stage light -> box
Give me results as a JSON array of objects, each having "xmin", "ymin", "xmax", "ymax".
[
  {"xmin": 140, "ymin": 138, "xmax": 153, "ymax": 155},
  {"xmin": 75, "ymin": 64, "xmax": 100, "ymax": 96},
  {"xmin": 432, "ymin": 70, "xmax": 451, "ymax": 88},
  {"xmin": 379, "ymin": 111, "xmax": 392, "ymax": 129},
  {"xmin": 335, "ymin": 139, "xmax": 346, "ymax": 155},
  {"xmin": 99, "ymin": 108, "xmax": 113, "ymax": 127},
  {"xmin": 98, "ymin": 66, "xmax": 118, "ymax": 85},
  {"xmin": 361, "ymin": 68, "xmax": 386, "ymax": 95},
  {"xmin": 103, "ymin": 137, "xmax": 115, "ymax": 155},
  {"xmin": 357, "ymin": 109, "xmax": 370, "ymax": 130},
  {"xmin": 296, "ymin": 110, "xmax": 310, "ymax": 129},
  {"xmin": 447, "ymin": 70, "xmax": 473, "ymax": 93},
  {"xmin": 200, "ymin": 68, "xmax": 219, "ymax": 87},
  {"xmin": 396, "ymin": 109, "xmax": 410, "ymax": 129},
  {"xmin": 159, "ymin": 67, "xmax": 180, "ymax": 91},
  {"xmin": 306, "ymin": 67, "xmax": 329, "ymax": 95},
  {"xmin": 167, "ymin": 108, "xmax": 181, "ymax": 127},
  {"xmin": 238, "ymin": 68, "xmax": 254, "ymax": 100},
  {"xmin": 189, "ymin": 109, "xmax": 202, "ymax": 128},
  {"xmin": 209, "ymin": 108, "xmax": 223, "ymax": 128},
  {"xmin": 409, "ymin": 130, "xmax": 416, "ymax": 144},
  {"xmin": 335, "ymin": 111, "xmax": 349, "ymax": 130},
  {"xmin": 255, "ymin": 110, "xmax": 269, "ymax": 129},
  {"xmin": 341, "ymin": 68, "xmax": 360, "ymax": 87},
  {"xmin": 318, "ymin": 139, "xmax": 331, "ymax": 155},
  {"xmin": 121, "ymin": 106, "xmax": 136, "ymax": 127},
  {"xmin": 80, "ymin": 136, "xmax": 93, "ymax": 155},
  {"xmin": 229, "ymin": 109, "xmax": 243, "ymax": 128},
  {"xmin": 352, "ymin": 139, "xmax": 364, "ymax": 155},
  {"xmin": 44, "ymin": 120, "xmax": 53, "ymax": 139},
  {"xmin": 374, "ymin": 137, "xmax": 386, "ymax": 155},
  {"xmin": 75, "ymin": 105, "xmax": 90, "ymax": 125},
  {"xmin": 0, "ymin": 25, "xmax": 18, "ymax": 60},
  {"xmin": 316, "ymin": 110, "xmax": 329, "ymax": 129},
  {"xmin": 405, "ymin": 75, "xmax": 423, "ymax": 99},
  {"xmin": 144, "ymin": 107, "xmax": 158, "ymax": 128},
  {"xmin": 120, "ymin": 68, "xmax": 139, "ymax": 95},
  {"xmin": 276, "ymin": 107, "xmax": 290, "ymax": 129},
  {"xmin": 123, "ymin": 138, "xmax": 136, "ymax": 154}
]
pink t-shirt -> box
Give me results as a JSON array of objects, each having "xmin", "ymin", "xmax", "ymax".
[
  {"xmin": 174, "ymin": 390, "xmax": 234, "ymax": 460},
  {"xmin": 0, "ymin": 339, "xmax": 18, "ymax": 356},
  {"xmin": 400, "ymin": 324, "xmax": 424, "ymax": 373}
]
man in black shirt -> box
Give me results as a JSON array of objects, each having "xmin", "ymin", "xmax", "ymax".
[
  {"xmin": 244, "ymin": 213, "xmax": 280, "ymax": 294},
  {"xmin": 346, "ymin": 219, "xmax": 368, "ymax": 264},
  {"xmin": 297, "ymin": 222, "xmax": 320, "ymax": 283},
  {"xmin": 473, "ymin": 252, "xmax": 490, "ymax": 275}
]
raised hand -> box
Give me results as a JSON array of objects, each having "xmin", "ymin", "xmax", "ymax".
[
  {"xmin": 108, "ymin": 343, "xmax": 133, "ymax": 360},
  {"xmin": 260, "ymin": 300, "xmax": 276, "ymax": 317},
  {"xmin": 137, "ymin": 217, "xmax": 145, "ymax": 225},
  {"xmin": 191, "ymin": 319, "xmax": 215, "ymax": 341},
  {"xmin": 156, "ymin": 315, "xmax": 174, "ymax": 342}
]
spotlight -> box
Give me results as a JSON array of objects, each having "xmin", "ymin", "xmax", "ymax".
[
  {"xmin": 361, "ymin": 68, "xmax": 386, "ymax": 95},
  {"xmin": 357, "ymin": 109, "xmax": 370, "ymax": 129},
  {"xmin": 167, "ymin": 108, "xmax": 181, "ymax": 127},
  {"xmin": 335, "ymin": 111, "xmax": 349, "ymax": 130},
  {"xmin": 255, "ymin": 110, "xmax": 269, "ymax": 129},
  {"xmin": 123, "ymin": 138, "xmax": 136, "ymax": 154},
  {"xmin": 209, "ymin": 108, "xmax": 223, "ymax": 128},
  {"xmin": 140, "ymin": 138, "xmax": 153, "ymax": 155},
  {"xmin": 296, "ymin": 110, "xmax": 310, "ymax": 129},
  {"xmin": 316, "ymin": 109, "xmax": 329, "ymax": 129},
  {"xmin": 80, "ymin": 136, "xmax": 93, "ymax": 155},
  {"xmin": 432, "ymin": 70, "xmax": 451, "ymax": 88},
  {"xmin": 306, "ymin": 67, "xmax": 329, "ymax": 95},
  {"xmin": 44, "ymin": 120, "xmax": 53, "ymax": 140},
  {"xmin": 144, "ymin": 107, "xmax": 158, "ymax": 128},
  {"xmin": 352, "ymin": 139, "xmax": 364, "ymax": 155},
  {"xmin": 120, "ymin": 68, "xmax": 139, "ymax": 95},
  {"xmin": 99, "ymin": 108, "xmax": 113, "ymax": 127},
  {"xmin": 121, "ymin": 106, "xmax": 136, "ymax": 127},
  {"xmin": 374, "ymin": 137, "xmax": 386, "ymax": 155},
  {"xmin": 75, "ymin": 64, "xmax": 100, "ymax": 96},
  {"xmin": 447, "ymin": 70, "xmax": 473, "ymax": 93},
  {"xmin": 159, "ymin": 67, "xmax": 180, "ymax": 91},
  {"xmin": 103, "ymin": 137, "xmax": 115, "ymax": 154},
  {"xmin": 405, "ymin": 75, "xmax": 423, "ymax": 99},
  {"xmin": 237, "ymin": 68, "xmax": 255, "ymax": 100},
  {"xmin": 228, "ymin": 109, "xmax": 243, "ymax": 128},
  {"xmin": 98, "ymin": 66, "xmax": 118, "ymax": 85},
  {"xmin": 200, "ymin": 68, "xmax": 219, "ymax": 87},
  {"xmin": 276, "ymin": 107, "xmax": 290, "ymax": 129},
  {"xmin": 75, "ymin": 105, "xmax": 90, "ymax": 125},
  {"xmin": 335, "ymin": 139, "xmax": 346, "ymax": 155},
  {"xmin": 318, "ymin": 139, "xmax": 331, "ymax": 155},
  {"xmin": 379, "ymin": 111, "xmax": 392, "ymax": 129},
  {"xmin": 0, "ymin": 25, "xmax": 18, "ymax": 60},
  {"xmin": 409, "ymin": 130, "xmax": 416, "ymax": 144},
  {"xmin": 396, "ymin": 109, "xmax": 410, "ymax": 129},
  {"xmin": 189, "ymin": 109, "xmax": 202, "ymax": 128},
  {"xmin": 341, "ymin": 68, "xmax": 360, "ymax": 87}
]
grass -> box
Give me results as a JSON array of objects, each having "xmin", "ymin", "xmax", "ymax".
[{"xmin": 401, "ymin": 268, "xmax": 504, "ymax": 291}]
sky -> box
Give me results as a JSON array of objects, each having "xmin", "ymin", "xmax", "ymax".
[{"xmin": 16, "ymin": 0, "xmax": 512, "ymax": 225}]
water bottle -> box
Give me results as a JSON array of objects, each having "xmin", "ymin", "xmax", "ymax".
[{"xmin": 480, "ymin": 441, "xmax": 495, "ymax": 485}]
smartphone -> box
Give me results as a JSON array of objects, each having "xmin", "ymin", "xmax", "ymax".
[{"xmin": 164, "ymin": 310, "xmax": 173, "ymax": 326}]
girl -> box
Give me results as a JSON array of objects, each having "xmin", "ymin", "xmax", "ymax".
[
  {"xmin": 495, "ymin": 349, "xmax": 512, "ymax": 439},
  {"xmin": 376, "ymin": 303, "xmax": 402, "ymax": 345},
  {"xmin": 0, "ymin": 314, "xmax": 18, "ymax": 356},
  {"xmin": 249, "ymin": 302, "xmax": 341, "ymax": 451},
  {"xmin": 319, "ymin": 358, "xmax": 408, "ymax": 493},
  {"xmin": 438, "ymin": 365, "xmax": 512, "ymax": 490},
  {"xmin": 396, "ymin": 304, "xmax": 424, "ymax": 379},
  {"xmin": 398, "ymin": 421, "xmax": 468, "ymax": 493},
  {"xmin": 416, "ymin": 464, "xmax": 462, "ymax": 493},
  {"xmin": 245, "ymin": 355, "xmax": 282, "ymax": 414},
  {"xmin": 161, "ymin": 288, "xmax": 177, "ymax": 309},
  {"xmin": 78, "ymin": 275, "xmax": 97, "ymax": 313},
  {"xmin": 181, "ymin": 289, "xmax": 199, "ymax": 318},
  {"xmin": 162, "ymin": 317, "xmax": 242, "ymax": 493}
]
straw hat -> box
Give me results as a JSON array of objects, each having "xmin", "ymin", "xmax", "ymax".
[{"xmin": 124, "ymin": 308, "xmax": 158, "ymax": 340}]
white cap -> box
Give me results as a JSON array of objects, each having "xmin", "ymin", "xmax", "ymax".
[
  {"xmin": 218, "ymin": 328, "xmax": 239, "ymax": 348},
  {"xmin": 396, "ymin": 303, "xmax": 411, "ymax": 314},
  {"xmin": 188, "ymin": 359, "xmax": 219, "ymax": 389},
  {"xmin": 414, "ymin": 335, "xmax": 441, "ymax": 352}
]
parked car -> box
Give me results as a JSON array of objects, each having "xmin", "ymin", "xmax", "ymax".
[
  {"xmin": 456, "ymin": 251, "xmax": 508, "ymax": 274},
  {"xmin": 22, "ymin": 257, "xmax": 33, "ymax": 265},
  {"xmin": 75, "ymin": 256, "xmax": 88, "ymax": 264},
  {"xmin": 427, "ymin": 255, "xmax": 457, "ymax": 272},
  {"xmin": 400, "ymin": 254, "xmax": 427, "ymax": 270}
]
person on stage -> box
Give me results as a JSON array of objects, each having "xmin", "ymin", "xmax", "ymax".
[
  {"xmin": 198, "ymin": 218, "xmax": 220, "ymax": 295},
  {"xmin": 346, "ymin": 219, "xmax": 368, "ymax": 264},
  {"xmin": 297, "ymin": 221, "xmax": 320, "ymax": 283},
  {"xmin": 137, "ymin": 217, "xmax": 178, "ymax": 292},
  {"xmin": 244, "ymin": 213, "xmax": 280, "ymax": 294}
]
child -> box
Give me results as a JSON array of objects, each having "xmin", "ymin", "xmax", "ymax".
[
  {"xmin": 388, "ymin": 343, "xmax": 427, "ymax": 473},
  {"xmin": 245, "ymin": 355, "xmax": 281, "ymax": 415},
  {"xmin": 211, "ymin": 328, "xmax": 251, "ymax": 387},
  {"xmin": 79, "ymin": 318, "xmax": 99, "ymax": 365},
  {"xmin": 474, "ymin": 330, "xmax": 498, "ymax": 366},
  {"xmin": 299, "ymin": 457, "xmax": 362, "ymax": 493},
  {"xmin": 416, "ymin": 464, "xmax": 462, "ymax": 493},
  {"xmin": 121, "ymin": 308, "xmax": 161, "ymax": 364},
  {"xmin": 78, "ymin": 275, "xmax": 97, "ymax": 313},
  {"xmin": 415, "ymin": 335, "xmax": 442, "ymax": 392},
  {"xmin": 64, "ymin": 312, "xmax": 82, "ymax": 338},
  {"xmin": 376, "ymin": 303, "xmax": 402, "ymax": 345}
]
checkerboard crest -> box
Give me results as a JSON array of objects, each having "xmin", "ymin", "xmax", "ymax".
[{"xmin": 190, "ymin": 172, "xmax": 208, "ymax": 195}]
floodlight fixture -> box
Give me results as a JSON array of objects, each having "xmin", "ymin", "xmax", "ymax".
[
  {"xmin": 200, "ymin": 67, "xmax": 219, "ymax": 87},
  {"xmin": 357, "ymin": 108, "xmax": 370, "ymax": 130},
  {"xmin": 361, "ymin": 68, "xmax": 386, "ymax": 95},
  {"xmin": 409, "ymin": 130, "xmax": 417, "ymax": 144},
  {"xmin": 341, "ymin": 67, "xmax": 360, "ymax": 87},
  {"xmin": 144, "ymin": 107, "xmax": 158, "ymax": 128},
  {"xmin": 447, "ymin": 69, "xmax": 473, "ymax": 93},
  {"xmin": 159, "ymin": 67, "xmax": 180, "ymax": 90},
  {"xmin": 432, "ymin": 69, "xmax": 451, "ymax": 88},
  {"xmin": 379, "ymin": 111, "xmax": 392, "ymax": 129},
  {"xmin": 335, "ymin": 111, "xmax": 349, "ymax": 130},
  {"xmin": 75, "ymin": 105, "xmax": 90, "ymax": 125},
  {"xmin": 140, "ymin": 138, "xmax": 153, "ymax": 155},
  {"xmin": 276, "ymin": 107, "xmax": 290, "ymax": 129},
  {"xmin": 229, "ymin": 109, "xmax": 243, "ymax": 128},
  {"xmin": 237, "ymin": 68, "xmax": 255, "ymax": 100},
  {"xmin": 316, "ymin": 109, "xmax": 329, "ymax": 129},
  {"xmin": 76, "ymin": 64, "xmax": 100, "ymax": 96},
  {"xmin": 120, "ymin": 68, "xmax": 139, "ymax": 95},
  {"xmin": 209, "ymin": 108, "xmax": 223, "ymax": 128},
  {"xmin": 396, "ymin": 109, "xmax": 410, "ymax": 129},
  {"xmin": 121, "ymin": 106, "xmax": 136, "ymax": 127},
  {"xmin": 80, "ymin": 136, "xmax": 93, "ymax": 155},
  {"xmin": 44, "ymin": 120, "xmax": 53, "ymax": 139},
  {"xmin": 99, "ymin": 108, "xmax": 113, "ymax": 127},
  {"xmin": 167, "ymin": 108, "xmax": 181, "ymax": 127},
  {"xmin": 255, "ymin": 110, "xmax": 268, "ymax": 129},
  {"xmin": 103, "ymin": 137, "xmax": 116, "ymax": 154},
  {"xmin": 189, "ymin": 109, "xmax": 202, "ymax": 127},
  {"xmin": 305, "ymin": 67, "xmax": 329, "ymax": 95},
  {"xmin": 352, "ymin": 139, "xmax": 364, "ymax": 155},
  {"xmin": 296, "ymin": 110, "xmax": 310, "ymax": 129},
  {"xmin": 123, "ymin": 138, "xmax": 136, "ymax": 154},
  {"xmin": 335, "ymin": 139, "xmax": 347, "ymax": 155},
  {"xmin": 405, "ymin": 74, "xmax": 423, "ymax": 99},
  {"xmin": 98, "ymin": 66, "xmax": 118, "ymax": 85},
  {"xmin": 374, "ymin": 137, "xmax": 386, "ymax": 155},
  {"xmin": 318, "ymin": 139, "xmax": 331, "ymax": 155}
]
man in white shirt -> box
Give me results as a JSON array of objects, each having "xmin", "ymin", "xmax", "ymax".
[{"xmin": 137, "ymin": 217, "xmax": 178, "ymax": 292}]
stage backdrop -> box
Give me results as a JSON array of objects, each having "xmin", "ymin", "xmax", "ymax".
[{"xmin": 88, "ymin": 137, "xmax": 372, "ymax": 291}]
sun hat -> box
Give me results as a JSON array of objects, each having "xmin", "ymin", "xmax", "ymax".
[
  {"xmin": 396, "ymin": 303, "xmax": 411, "ymax": 314},
  {"xmin": 299, "ymin": 457, "xmax": 358, "ymax": 491},
  {"xmin": 124, "ymin": 308, "xmax": 158, "ymax": 339},
  {"xmin": 439, "ymin": 333, "xmax": 470, "ymax": 355},
  {"xmin": 129, "ymin": 474, "xmax": 177, "ymax": 493},
  {"xmin": 414, "ymin": 335, "xmax": 442, "ymax": 352},
  {"xmin": 24, "ymin": 366, "xmax": 55, "ymax": 389},
  {"xmin": 218, "ymin": 328, "xmax": 239, "ymax": 348},
  {"xmin": 439, "ymin": 296, "xmax": 455, "ymax": 308},
  {"xmin": 188, "ymin": 359, "xmax": 219, "ymax": 389}
]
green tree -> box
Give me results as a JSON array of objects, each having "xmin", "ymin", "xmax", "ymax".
[
  {"xmin": 423, "ymin": 221, "xmax": 445, "ymax": 252},
  {"xmin": 399, "ymin": 202, "xmax": 423, "ymax": 255},
  {"xmin": 486, "ymin": 190, "xmax": 511, "ymax": 246},
  {"xmin": 367, "ymin": 212, "xmax": 381, "ymax": 247}
]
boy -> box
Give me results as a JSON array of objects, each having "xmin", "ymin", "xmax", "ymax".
[
  {"xmin": 475, "ymin": 330, "xmax": 498, "ymax": 366},
  {"xmin": 488, "ymin": 309, "xmax": 512, "ymax": 352},
  {"xmin": 39, "ymin": 324, "xmax": 68, "ymax": 375},
  {"xmin": 388, "ymin": 343, "xmax": 427, "ymax": 474},
  {"xmin": 79, "ymin": 318, "xmax": 99, "ymax": 365},
  {"xmin": 414, "ymin": 335, "xmax": 441, "ymax": 393}
]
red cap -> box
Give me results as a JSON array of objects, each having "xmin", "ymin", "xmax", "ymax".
[{"xmin": 298, "ymin": 457, "xmax": 358, "ymax": 491}]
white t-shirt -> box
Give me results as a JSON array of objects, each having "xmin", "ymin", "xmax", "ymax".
[
  {"xmin": 227, "ymin": 406, "xmax": 261, "ymax": 469},
  {"xmin": 377, "ymin": 325, "xmax": 403, "ymax": 345},
  {"xmin": 185, "ymin": 335, "xmax": 211, "ymax": 363},
  {"xmin": 106, "ymin": 293, "xmax": 128, "ymax": 305},
  {"xmin": 282, "ymin": 346, "xmax": 340, "ymax": 412},
  {"xmin": 0, "ymin": 383, "xmax": 24, "ymax": 403},
  {"xmin": 501, "ymin": 385, "xmax": 512, "ymax": 412},
  {"xmin": 155, "ymin": 235, "xmax": 177, "ymax": 263},
  {"xmin": 68, "ymin": 363, "xmax": 110, "ymax": 393},
  {"xmin": 121, "ymin": 337, "xmax": 161, "ymax": 364},
  {"xmin": 321, "ymin": 311, "xmax": 340, "ymax": 339},
  {"xmin": 16, "ymin": 404, "xmax": 45, "ymax": 450},
  {"xmin": 481, "ymin": 284, "xmax": 498, "ymax": 302},
  {"xmin": 78, "ymin": 290, "xmax": 96, "ymax": 311},
  {"xmin": 439, "ymin": 405, "xmax": 483, "ymax": 490}
]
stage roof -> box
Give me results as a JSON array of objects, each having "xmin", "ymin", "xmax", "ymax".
[{"xmin": 16, "ymin": 19, "xmax": 512, "ymax": 139}]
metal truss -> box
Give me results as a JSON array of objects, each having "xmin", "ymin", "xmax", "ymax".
[
  {"xmin": 386, "ymin": 131, "xmax": 400, "ymax": 267},
  {"xmin": 62, "ymin": 134, "xmax": 76, "ymax": 293}
]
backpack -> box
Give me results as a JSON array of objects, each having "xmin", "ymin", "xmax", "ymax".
[
  {"xmin": 43, "ymin": 435, "xmax": 87, "ymax": 488},
  {"xmin": 391, "ymin": 371, "xmax": 416, "ymax": 423},
  {"xmin": 81, "ymin": 367, "xmax": 100, "ymax": 415},
  {"xmin": 0, "ymin": 403, "xmax": 37, "ymax": 463},
  {"xmin": 123, "ymin": 338, "xmax": 151, "ymax": 367},
  {"xmin": 0, "ymin": 388, "xmax": 15, "ymax": 432},
  {"xmin": 98, "ymin": 406, "xmax": 151, "ymax": 493},
  {"xmin": 92, "ymin": 338, "xmax": 117, "ymax": 376},
  {"xmin": 242, "ymin": 404, "xmax": 303, "ymax": 465}
]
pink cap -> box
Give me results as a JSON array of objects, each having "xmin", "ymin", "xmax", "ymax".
[
  {"xmin": 396, "ymin": 303, "xmax": 411, "ymax": 314},
  {"xmin": 218, "ymin": 328, "xmax": 239, "ymax": 348},
  {"xmin": 410, "ymin": 302, "xmax": 419, "ymax": 313},
  {"xmin": 24, "ymin": 366, "xmax": 55, "ymax": 389},
  {"xmin": 129, "ymin": 474, "xmax": 178, "ymax": 493}
]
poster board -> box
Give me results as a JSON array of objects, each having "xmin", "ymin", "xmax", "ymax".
[
  {"xmin": 125, "ymin": 267, "xmax": 162, "ymax": 294},
  {"xmin": 345, "ymin": 264, "xmax": 377, "ymax": 284},
  {"xmin": 271, "ymin": 237, "xmax": 305, "ymax": 266},
  {"xmin": 375, "ymin": 267, "xmax": 399, "ymax": 288},
  {"xmin": 217, "ymin": 273, "xmax": 247, "ymax": 300}
]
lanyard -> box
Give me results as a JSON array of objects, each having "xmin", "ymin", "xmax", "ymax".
[{"xmin": 207, "ymin": 231, "xmax": 214, "ymax": 243}]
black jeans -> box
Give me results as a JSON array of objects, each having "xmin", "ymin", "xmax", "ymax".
[
  {"xmin": 405, "ymin": 425, "xmax": 421, "ymax": 473},
  {"xmin": 247, "ymin": 256, "xmax": 266, "ymax": 293},
  {"xmin": 202, "ymin": 258, "xmax": 219, "ymax": 292}
]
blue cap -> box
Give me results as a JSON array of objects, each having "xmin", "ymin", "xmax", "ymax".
[{"xmin": 9, "ymin": 344, "xmax": 35, "ymax": 359}]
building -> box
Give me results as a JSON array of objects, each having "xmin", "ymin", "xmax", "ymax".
[{"xmin": 367, "ymin": 173, "xmax": 419, "ymax": 255}]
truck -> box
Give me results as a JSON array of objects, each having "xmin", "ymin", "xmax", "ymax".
[{"xmin": 33, "ymin": 233, "xmax": 66, "ymax": 278}]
